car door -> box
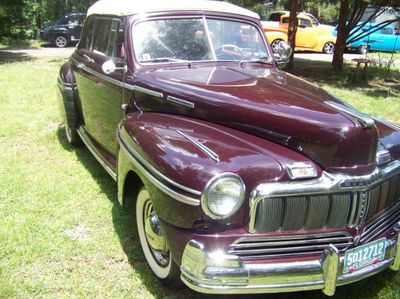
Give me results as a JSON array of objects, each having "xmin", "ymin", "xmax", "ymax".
[
  {"xmin": 72, "ymin": 16, "xmax": 126, "ymax": 157},
  {"xmin": 296, "ymin": 18, "xmax": 317, "ymax": 49}
]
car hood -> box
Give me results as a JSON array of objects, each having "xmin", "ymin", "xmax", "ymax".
[{"xmin": 133, "ymin": 64, "xmax": 382, "ymax": 175}]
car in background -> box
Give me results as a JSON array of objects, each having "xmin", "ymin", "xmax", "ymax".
[
  {"xmin": 40, "ymin": 13, "xmax": 86, "ymax": 48},
  {"xmin": 347, "ymin": 23, "xmax": 400, "ymax": 54},
  {"xmin": 262, "ymin": 11, "xmax": 336, "ymax": 53}
]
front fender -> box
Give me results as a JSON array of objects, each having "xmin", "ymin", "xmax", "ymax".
[{"xmin": 117, "ymin": 112, "xmax": 321, "ymax": 230}]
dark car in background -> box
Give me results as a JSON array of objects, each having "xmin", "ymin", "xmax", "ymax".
[{"xmin": 40, "ymin": 13, "xmax": 86, "ymax": 47}]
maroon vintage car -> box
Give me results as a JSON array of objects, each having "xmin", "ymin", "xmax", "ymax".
[{"xmin": 57, "ymin": 0, "xmax": 400, "ymax": 295}]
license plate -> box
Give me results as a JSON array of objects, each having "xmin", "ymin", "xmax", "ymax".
[{"xmin": 343, "ymin": 238, "xmax": 386, "ymax": 274}]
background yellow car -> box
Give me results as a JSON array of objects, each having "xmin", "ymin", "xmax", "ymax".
[{"xmin": 262, "ymin": 11, "xmax": 337, "ymax": 54}]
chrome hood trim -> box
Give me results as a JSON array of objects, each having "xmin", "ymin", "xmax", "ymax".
[{"xmin": 251, "ymin": 160, "xmax": 400, "ymax": 199}]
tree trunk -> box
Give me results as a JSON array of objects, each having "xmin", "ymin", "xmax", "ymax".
[
  {"xmin": 287, "ymin": 0, "xmax": 299, "ymax": 69},
  {"xmin": 332, "ymin": 0, "xmax": 349, "ymax": 71}
]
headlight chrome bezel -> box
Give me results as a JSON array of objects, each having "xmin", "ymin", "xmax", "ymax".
[{"xmin": 201, "ymin": 173, "xmax": 245, "ymax": 220}]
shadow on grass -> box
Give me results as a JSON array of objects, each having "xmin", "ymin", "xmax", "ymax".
[
  {"xmin": 56, "ymin": 127, "xmax": 193, "ymax": 298},
  {"xmin": 289, "ymin": 58, "xmax": 400, "ymax": 99},
  {"xmin": 0, "ymin": 49, "xmax": 35, "ymax": 64},
  {"xmin": 40, "ymin": 42, "xmax": 78, "ymax": 48},
  {"xmin": 55, "ymin": 127, "xmax": 398, "ymax": 299}
]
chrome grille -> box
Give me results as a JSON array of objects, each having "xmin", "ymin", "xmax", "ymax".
[
  {"xmin": 360, "ymin": 202, "xmax": 400, "ymax": 243},
  {"xmin": 228, "ymin": 232, "xmax": 353, "ymax": 259},
  {"xmin": 252, "ymin": 174, "xmax": 400, "ymax": 233}
]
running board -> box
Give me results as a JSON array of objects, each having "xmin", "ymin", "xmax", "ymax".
[{"xmin": 77, "ymin": 126, "xmax": 117, "ymax": 181}]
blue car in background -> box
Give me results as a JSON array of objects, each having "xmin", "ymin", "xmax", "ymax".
[{"xmin": 347, "ymin": 23, "xmax": 400, "ymax": 54}]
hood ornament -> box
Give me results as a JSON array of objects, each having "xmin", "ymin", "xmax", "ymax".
[{"xmin": 325, "ymin": 101, "xmax": 375, "ymax": 129}]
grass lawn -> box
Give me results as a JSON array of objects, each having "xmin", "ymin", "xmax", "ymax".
[{"xmin": 0, "ymin": 53, "xmax": 399, "ymax": 299}]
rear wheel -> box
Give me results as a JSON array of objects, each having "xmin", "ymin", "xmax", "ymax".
[
  {"xmin": 55, "ymin": 35, "xmax": 68, "ymax": 48},
  {"xmin": 136, "ymin": 187, "xmax": 179, "ymax": 284},
  {"xmin": 323, "ymin": 42, "xmax": 335, "ymax": 54},
  {"xmin": 271, "ymin": 39, "xmax": 284, "ymax": 53},
  {"xmin": 64, "ymin": 124, "xmax": 82, "ymax": 146}
]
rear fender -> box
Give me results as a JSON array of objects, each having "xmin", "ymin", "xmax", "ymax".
[
  {"xmin": 57, "ymin": 61, "xmax": 82, "ymax": 129},
  {"xmin": 117, "ymin": 112, "xmax": 321, "ymax": 229}
]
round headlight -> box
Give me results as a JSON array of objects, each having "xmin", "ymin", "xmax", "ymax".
[{"xmin": 201, "ymin": 173, "xmax": 245, "ymax": 219}]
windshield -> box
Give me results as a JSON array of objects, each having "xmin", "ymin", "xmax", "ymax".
[{"xmin": 133, "ymin": 17, "xmax": 269, "ymax": 64}]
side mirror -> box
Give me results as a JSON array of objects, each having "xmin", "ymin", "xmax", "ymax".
[
  {"xmin": 101, "ymin": 60, "xmax": 127, "ymax": 74},
  {"xmin": 275, "ymin": 41, "xmax": 292, "ymax": 68}
]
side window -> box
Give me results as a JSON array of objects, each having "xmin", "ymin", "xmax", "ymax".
[
  {"xmin": 68, "ymin": 16, "xmax": 79, "ymax": 26},
  {"xmin": 79, "ymin": 17, "xmax": 94, "ymax": 50},
  {"xmin": 298, "ymin": 18, "xmax": 312, "ymax": 28},
  {"xmin": 282, "ymin": 17, "xmax": 289, "ymax": 24},
  {"xmin": 269, "ymin": 13, "xmax": 283, "ymax": 22},
  {"xmin": 92, "ymin": 18, "xmax": 124, "ymax": 59},
  {"xmin": 381, "ymin": 27, "xmax": 393, "ymax": 35}
]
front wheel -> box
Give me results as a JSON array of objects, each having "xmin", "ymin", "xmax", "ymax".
[
  {"xmin": 55, "ymin": 35, "xmax": 68, "ymax": 48},
  {"xmin": 136, "ymin": 187, "xmax": 179, "ymax": 284},
  {"xmin": 323, "ymin": 42, "xmax": 335, "ymax": 54}
]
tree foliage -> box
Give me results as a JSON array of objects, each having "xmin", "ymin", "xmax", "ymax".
[{"xmin": 0, "ymin": 0, "xmax": 95, "ymax": 39}]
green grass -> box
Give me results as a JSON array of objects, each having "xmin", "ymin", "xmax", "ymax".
[
  {"xmin": 290, "ymin": 58, "xmax": 400, "ymax": 123},
  {"xmin": 0, "ymin": 54, "xmax": 399, "ymax": 299}
]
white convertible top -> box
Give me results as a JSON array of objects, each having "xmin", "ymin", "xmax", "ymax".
[{"xmin": 87, "ymin": 0, "xmax": 259, "ymax": 19}]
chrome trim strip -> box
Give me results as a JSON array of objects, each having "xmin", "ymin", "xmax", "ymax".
[
  {"xmin": 117, "ymin": 130, "xmax": 200, "ymax": 206},
  {"xmin": 176, "ymin": 130, "xmax": 219, "ymax": 162},
  {"xmin": 133, "ymin": 85, "xmax": 163, "ymax": 98},
  {"xmin": 361, "ymin": 202, "xmax": 400, "ymax": 243},
  {"xmin": 70, "ymin": 56, "xmax": 136, "ymax": 90},
  {"xmin": 249, "ymin": 160, "xmax": 400, "ymax": 233},
  {"xmin": 229, "ymin": 233, "xmax": 353, "ymax": 258},
  {"xmin": 167, "ymin": 96, "xmax": 195, "ymax": 109},
  {"xmin": 231, "ymin": 233, "xmax": 353, "ymax": 247},
  {"xmin": 325, "ymin": 101, "xmax": 375, "ymax": 129},
  {"xmin": 77, "ymin": 127, "xmax": 117, "ymax": 181},
  {"xmin": 373, "ymin": 117, "xmax": 400, "ymax": 131},
  {"xmin": 118, "ymin": 129, "xmax": 201, "ymax": 197},
  {"xmin": 70, "ymin": 57, "xmax": 167, "ymax": 97},
  {"xmin": 57, "ymin": 77, "xmax": 76, "ymax": 88}
]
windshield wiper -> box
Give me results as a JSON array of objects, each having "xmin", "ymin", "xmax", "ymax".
[
  {"xmin": 141, "ymin": 57, "xmax": 190, "ymax": 63},
  {"xmin": 248, "ymin": 56, "xmax": 274, "ymax": 65},
  {"xmin": 240, "ymin": 58, "xmax": 274, "ymax": 66}
]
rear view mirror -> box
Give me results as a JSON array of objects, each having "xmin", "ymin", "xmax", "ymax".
[{"xmin": 275, "ymin": 41, "xmax": 292, "ymax": 68}]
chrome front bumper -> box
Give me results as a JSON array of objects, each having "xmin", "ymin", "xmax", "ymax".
[{"xmin": 180, "ymin": 227, "xmax": 400, "ymax": 296}]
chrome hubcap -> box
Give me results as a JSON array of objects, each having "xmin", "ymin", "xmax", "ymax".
[
  {"xmin": 56, "ymin": 37, "xmax": 67, "ymax": 47},
  {"xmin": 325, "ymin": 43, "xmax": 334, "ymax": 54},
  {"xmin": 271, "ymin": 40, "xmax": 282, "ymax": 53},
  {"xmin": 143, "ymin": 200, "xmax": 169, "ymax": 267}
]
